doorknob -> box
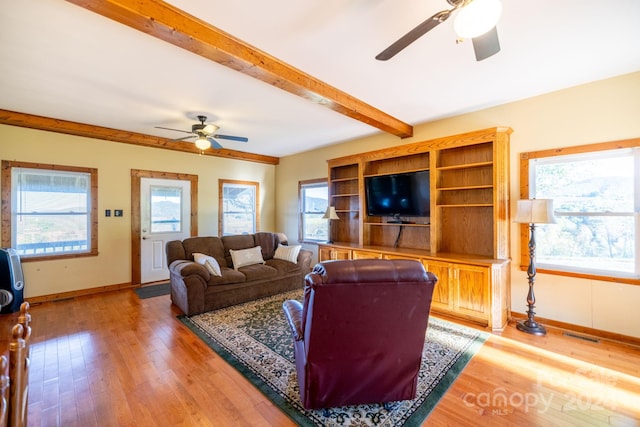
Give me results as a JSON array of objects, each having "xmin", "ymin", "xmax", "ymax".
[{"xmin": 142, "ymin": 236, "xmax": 148, "ymax": 240}]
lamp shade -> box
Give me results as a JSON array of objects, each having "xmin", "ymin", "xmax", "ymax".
[
  {"xmin": 453, "ymin": 0, "xmax": 502, "ymax": 39},
  {"xmin": 322, "ymin": 206, "xmax": 340, "ymax": 220},
  {"xmin": 195, "ymin": 136, "xmax": 211, "ymax": 150},
  {"xmin": 513, "ymin": 199, "xmax": 556, "ymax": 224}
]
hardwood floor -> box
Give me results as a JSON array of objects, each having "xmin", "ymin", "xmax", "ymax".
[{"xmin": 1, "ymin": 289, "xmax": 639, "ymax": 426}]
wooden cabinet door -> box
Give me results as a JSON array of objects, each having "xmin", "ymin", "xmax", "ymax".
[
  {"xmin": 452, "ymin": 264, "xmax": 490, "ymax": 322},
  {"xmin": 318, "ymin": 246, "xmax": 332, "ymax": 262},
  {"xmin": 319, "ymin": 245, "xmax": 351, "ymax": 261},
  {"xmin": 422, "ymin": 260, "xmax": 453, "ymax": 311},
  {"xmin": 352, "ymin": 249, "xmax": 382, "ymax": 260},
  {"xmin": 332, "ymin": 248, "xmax": 351, "ymax": 260}
]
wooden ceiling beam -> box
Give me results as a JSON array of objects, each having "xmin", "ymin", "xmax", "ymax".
[
  {"xmin": 64, "ymin": 0, "xmax": 413, "ymax": 139},
  {"xmin": 0, "ymin": 110, "xmax": 279, "ymax": 165}
]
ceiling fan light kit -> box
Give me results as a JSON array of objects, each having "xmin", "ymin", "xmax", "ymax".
[
  {"xmin": 155, "ymin": 115, "xmax": 248, "ymax": 151},
  {"xmin": 195, "ymin": 136, "xmax": 212, "ymax": 150},
  {"xmin": 375, "ymin": 0, "xmax": 502, "ymax": 62},
  {"xmin": 453, "ymin": 0, "xmax": 502, "ymax": 39}
]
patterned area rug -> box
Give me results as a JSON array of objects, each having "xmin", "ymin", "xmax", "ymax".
[{"xmin": 179, "ymin": 290, "xmax": 488, "ymax": 426}]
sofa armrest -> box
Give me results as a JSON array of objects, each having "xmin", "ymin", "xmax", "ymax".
[
  {"xmin": 170, "ymin": 260, "xmax": 211, "ymax": 281},
  {"xmin": 282, "ymin": 299, "xmax": 304, "ymax": 341},
  {"xmin": 297, "ymin": 249, "xmax": 313, "ymax": 273}
]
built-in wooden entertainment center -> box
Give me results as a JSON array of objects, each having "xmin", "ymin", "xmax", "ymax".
[{"xmin": 319, "ymin": 127, "xmax": 512, "ymax": 330}]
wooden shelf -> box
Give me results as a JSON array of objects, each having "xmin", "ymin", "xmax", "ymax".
[
  {"xmin": 436, "ymin": 204, "xmax": 493, "ymax": 208},
  {"xmin": 437, "ymin": 185, "xmax": 493, "ymax": 191},
  {"xmin": 365, "ymin": 222, "xmax": 430, "ymax": 227},
  {"xmin": 437, "ymin": 161, "xmax": 493, "ymax": 171},
  {"xmin": 363, "ymin": 167, "xmax": 429, "ymax": 178},
  {"xmin": 324, "ymin": 127, "xmax": 512, "ymax": 330}
]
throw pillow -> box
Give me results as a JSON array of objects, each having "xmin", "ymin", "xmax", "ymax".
[
  {"xmin": 193, "ymin": 253, "xmax": 222, "ymax": 277},
  {"xmin": 274, "ymin": 244, "xmax": 301, "ymax": 263},
  {"xmin": 229, "ymin": 246, "xmax": 265, "ymax": 270}
]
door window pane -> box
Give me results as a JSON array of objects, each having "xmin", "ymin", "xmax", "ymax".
[{"xmin": 150, "ymin": 186, "xmax": 182, "ymax": 233}]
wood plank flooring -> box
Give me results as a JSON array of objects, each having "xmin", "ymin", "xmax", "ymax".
[{"xmin": 1, "ymin": 288, "xmax": 638, "ymax": 426}]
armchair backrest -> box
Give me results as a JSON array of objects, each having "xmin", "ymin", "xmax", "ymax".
[{"xmin": 298, "ymin": 259, "xmax": 437, "ymax": 408}]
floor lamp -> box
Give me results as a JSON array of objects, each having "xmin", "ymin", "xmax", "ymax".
[
  {"xmin": 323, "ymin": 206, "xmax": 340, "ymax": 244},
  {"xmin": 513, "ymin": 199, "xmax": 556, "ymax": 336}
]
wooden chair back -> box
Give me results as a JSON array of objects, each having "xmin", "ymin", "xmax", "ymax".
[{"xmin": 0, "ymin": 302, "xmax": 31, "ymax": 427}]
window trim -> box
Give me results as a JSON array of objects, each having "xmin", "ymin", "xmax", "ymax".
[
  {"xmin": 519, "ymin": 137, "xmax": 640, "ymax": 285},
  {"xmin": 298, "ymin": 178, "xmax": 329, "ymax": 244},
  {"xmin": 218, "ymin": 179, "xmax": 259, "ymax": 236},
  {"xmin": 1, "ymin": 160, "xmax": 98, "ymax": 262}
]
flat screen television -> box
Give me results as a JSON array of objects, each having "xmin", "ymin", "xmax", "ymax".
[{"xmin": 364, "ymin": 170, "xmax": 430, "ymax": 219}]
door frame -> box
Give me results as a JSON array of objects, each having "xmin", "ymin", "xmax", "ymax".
[{"xmin": 131, "ymin": 169, "xmax": 198, "ymax": 286}]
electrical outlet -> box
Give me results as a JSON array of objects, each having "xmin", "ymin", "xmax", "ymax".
[
  {"xmin": 114, "ymin": 209, "xmax": 123, "ymax": 217},
  {"xmin": 105, "ymin": 209, "xmax": 111, "ymax": 217}
]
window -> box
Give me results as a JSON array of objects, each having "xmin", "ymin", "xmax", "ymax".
[
  {"xmin": 219, "ymin": 180, "xmax": 259, "ymax": 236},
  {"xmin": 150, "ymin": 186, "xmax": 183, "ymax": 233},
  {"xmin": 1, "ymin": 161, "xmax": 98, "ymax": 260},
  {"xmin": 299, "ymin": 179, "xmax": 328, "ymax": 242},
  {"xmin": 520, "ymin": 139, "xmax": 639, "ymax": 283}
]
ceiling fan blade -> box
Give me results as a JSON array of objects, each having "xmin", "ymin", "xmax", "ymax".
[
  {"xmin": 472, "ymin": 26, "xmax": 500, "ymax": 61},
  {"xmin": 202, "ymin": 124, "xmax": 218, "ymax": 134},
  {"xmin": 375, "ymin": 9, "xmax": 453, "ymax": 61},
  {"xmin": 171, "ymin": 135, "xmax": 196, "ymax": 142},
  {"xmin": 207, "ymin": 137, "xmax": 224, "ymax": 150},
  {"xmin": 154, "ymin": 126, "xmax": 193, "ymax": 134},
  {"xmin": 213, "ymin": 134, "xmax": 249, "ymax": 143}
]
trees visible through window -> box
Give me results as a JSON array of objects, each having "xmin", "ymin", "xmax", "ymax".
[
  {"xmin": 1, "ymin": 160, "xmax": 98, "ymax": 260},
  {"xmin": 219, "ymin": 180, "xmax": 259, "ymax": 236},
  {"xmin": 521, "ymin": 140, "xmax": 639, "ymax": 282},
  {"xmin": 299, "ymin": 179, "xmax": 328, "ymax": 242}
]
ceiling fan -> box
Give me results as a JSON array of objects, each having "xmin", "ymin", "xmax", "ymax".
[
  {"xmin": 155, "ymin": 115, "xmax": 248, "ymax": 150},
  {"xmin": 376, "ymin": 0, "xmax": 502, "ymax": 62}
]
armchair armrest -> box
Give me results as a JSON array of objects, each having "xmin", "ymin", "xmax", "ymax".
[{"xmin": 282, "ymin": 300, "xmax": 304, "ymax": 341}]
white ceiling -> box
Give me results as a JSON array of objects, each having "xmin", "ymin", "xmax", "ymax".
[{"xmin": 1, "ymin": 0, "xmax": 639, "ymax": 158}]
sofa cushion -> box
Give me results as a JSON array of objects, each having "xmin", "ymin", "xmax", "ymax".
[
  {"xmin": 222, "ymin": 234, "xmax": 256, "ymax": 266},
  {"xmin": 183, "ymin": 236, "xmax": 226, "ymax": 268},
  {"xmin": 254, "ymin": 232, "xmax": 280, "ymax": 260},
  {"xmin": 274, "ymin": 244, "xmax": 301, "ymax": 263},
  {"xmin": 207, "ymin": 268, "xmax": 247, "ymax": 285},
  {"xmin": 265, "ymin": 258, "xmax": 302, "ymax": 275},
  {"xmin": 230, "ymin": 246, "xmax": 265, "ymax": 270},
  {"xmin": 238, "ymin": 263, "xmax": 279, "ymax": 281},
  {"xmin": 193, "ymin": 253, "xmax": 222, "ymax": 277}
]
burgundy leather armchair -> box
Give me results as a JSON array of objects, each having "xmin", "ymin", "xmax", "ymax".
[{"xmin": 282, "ymin": 259, "xmax": 437, "ymax": 409}]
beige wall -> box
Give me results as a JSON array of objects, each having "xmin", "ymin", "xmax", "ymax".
[
  {"xmin": 0, "ymin": 125, "xmax": 276, "ymax": 297},
  {"xmin": 1, "ymin": 72, "xmax": 638, "ymax": 338},
  {"xmin": 276, "ymin": 71, "xmax": 640, "ymax": 338}
]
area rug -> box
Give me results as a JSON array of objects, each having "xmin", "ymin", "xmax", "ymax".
[
  {"xmin": 179, "ymin": 290, "xmax": 488, "ymax": 426},
  {"xmin": 134, "ymin": 282, "xmax": 170, "ymax": 299}
]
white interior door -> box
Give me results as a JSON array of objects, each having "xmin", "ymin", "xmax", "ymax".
[{"xmin": 141, "ymin": 178, "xmax": 191, "ymax": 284}]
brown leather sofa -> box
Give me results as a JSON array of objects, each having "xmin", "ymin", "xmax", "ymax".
[
  {"xmin": 166, "ymin": 232, "xmax": 312, "ymax": 315},
  {"xmin": 282, "ymin": 259, "xmax": 438, "ymax": 409}
]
